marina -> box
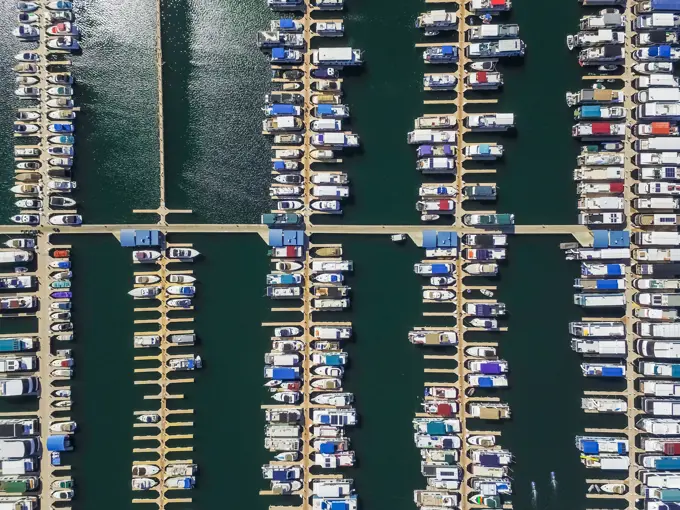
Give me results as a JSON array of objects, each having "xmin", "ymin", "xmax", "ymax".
[{"xmin": 4, "ymin": 1, "xmax": 680, "ymax": 510}]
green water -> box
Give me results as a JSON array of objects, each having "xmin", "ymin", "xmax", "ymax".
[{"xmin": 0, "ymin": 0, "xmax": 606, "ymax": 508}]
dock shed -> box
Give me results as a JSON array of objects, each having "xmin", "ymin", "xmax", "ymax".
[
  {"xmin": 422, "ymin": 231, "xmax": 459, "ymax": 249},
  {"xmin": 47, "ymin": 435, "xmax": 73, "ymax": 452},
  {"xmin": 269, "ymin": 229, "xmax": 305, "ymax": 247},
  {"xmin": 120, "ymin": 230, "xmax": 162, "ymax": 247},
  {"xmin": 593, "ymin": 230, "xmax": 630, "ymax": 249}
]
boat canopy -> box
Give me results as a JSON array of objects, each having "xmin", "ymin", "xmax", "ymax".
[
  {"xmin": 478, "ymin": 144, "xmax": 492, "ymax": 154},
  {"xmin": 442, "ymin": 45, "xmax": 455, "ymax": 55},
  {"xmin": 479, "ymin": 453, "xmax": 502, "ymax": 467},
  {"xmin": 602, "ymin": 366, "xmax": 624, "ymax": 377},
  {"xmin": 319, "ymin": 442, "xmax": 336, "ymax": 453},
  {"xmin": 280, "ymin": 19, "xmax": 296, "ymax": 29},
  {"xmin": 317, "ymin": 104, "xmax": 335, "ymax": 115},
  {"xmin": 269, "ymin": 367, "xmax": 300, "ymax": 380},
  {"xmin": 436, "ymin": 403, "xmax": 454, "ymax": 416},
  {"xmin": 426, "ymin": 422, "xmax": 448, "ymax": 435},
  {"xmin": 418, "ymin": 145, "xmax": 454, "ymax": 156},
  {"xmin": 432, "ymin": 263, "xmax": 452, "ymax": 274},
  {"xmin": 475, "ymin": 71, "xmax": 488, "ymax": 83},
  {"xmin": 273, "ymin": 161, "xmax": 286, "ymax": 170},
  {"xmin": 581, "ymin": 105, "xmax": 604, "ymax": 118},
  {"xmin": 422, "ymin": 231, "xmax": 458, "ymax": 249},
  {"xmin": 591, "ymin": 122, "xmax": 612, "ymax": 135},
  {"xmin": 479, "ymin": 362, "xmax": 502, "ymax": 374},
  {"xmin": 581, "ymin": 440, "xmax": 627, "ymax": 455},
  {"xmin": 652, "ymin": 122, "xmax": 673, "ymax": 135},
  {"xmin": 46, "ymin": 434, "xmax": 70, "ymax": 452},
  {"xmin": 592, "ymin": 230, "xmax": 630, "ymax": 248},
  {"xmin": 650, "ymin": 46, "xmax": 672, "ymax": 58},
  {"xmin": 271, "ymin": 104, "xmax": 298, "ymax": 115},
  {"xmin": 325, "ymin": 355, "xmax": 344, "ymax": 366}
]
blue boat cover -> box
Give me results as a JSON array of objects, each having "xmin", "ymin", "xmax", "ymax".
[
  {"xmin": 272, "ymin": 470, "xmax": 288, "ymax": 481},
  {"xmin": 273, "ymin": 161, "xmax": 286, "ymax": 170},
  {"xmin": 417, "ymin": 145, "xmax": 433, "ymax": 157},
  {"xmin": 478, "ymin": 377, "xmax": 494, "ymax": 387},
  {"xmin": 279, "ymin": 19, "xmax": 295, "ymax": 28},
  {"xmin": 618, "ymin": 443, "xmax": 627, "ymax": 454},
  {"xmin": 120, "ymin": 229, "xmax": 161, "ymax": 247},
  {"xmin": 269, "ymin": 229, "xmax": 284, "ymax": 247},
  {"xmin": 423, "ymin": 231, "xmax": 437, "ymax": 249},
  {"xmin": 658, "ymin": 458, "xmax": 680, "ymax": 470},
  {"xmin": 330, "ymin": 502, "xmax": 349, "ymax": 510},
  {"xmin": 477, "ymin": 304, "xmax": 492, "ymax": 315},
  {"xmin": 442, "ymin": 438, "xmax": 454, "ymax": 448},
  {"xmin": 47, "ymin": 435, "xmax": 70, "ymax": 452},
  {"xmin": 319, "ymin": 442, "xmax": 336, "ymax": 454},
  {"xmin": 479, "ymin": 453, "xmax": 501, "ymax": 467},
  {"xmin": 479, "ymin": 144, "xmax": 491, "ymax": 154},
  {"xmin": 283, "ymin": 230, "xmax": 304, "ymax": 246},
  {"xmin": 326, "ymin": 355, "xmax": 343, "ymax": 366},
  {"xmin": 271, "ymin": 104, "xmax": 297, "ymax": 115},
  {"xmin": 480, "ymin": 362, "xmax": 501, "ymax": 375},
  {"xmin": 602, "ymin": 366, "xmax": 624, "ymax": 377},
  {"xmin": 609, "ymin": 231, "xmax": 630, "ymax": 247},
  {"xmin": 672, "ymin": 365, "xmax": 680, "ymax": 378},
  {"xmin": 272, "ymin": 47, "xmax": 286, "ymax": 59},
  {"xmin": 652, "ymin": 0, "xmax": 680, "ymax": 10},
  {"xmin": 593, "ymin": 230, "xmax": 609, "ymax": 249},
  {"xmin": 442, "ymin": 46, "xmax": 454, "ymax": 55},
  {"xmin": 581, "ymin": 440, "xmax": 599, "ymax": 454},
  {"xmin": 606, "ymin": 264, "xmax": 623, "ymax": 275},
  {"xmin": 431, "ymin": 264, "xmax": 450, "ymax": 274},
  {"xmin": 596, "ymin": 280, "xmax": 620, "ymax": 290},
  {"xmin": 270, "ymin": 367, "xmax": 299, "ymax": 380},
  {"xmin": 660, "ymin": 490, "xmax": 680, "ymax": 502},
  {"xmin": 581, "ymin": 105, "xmax": 602, "ymax": 118},
  {"xmin": 317, "ymin": 104, "xmax": 334, "ymax": 115},
  {"xmin": 650, "ymin": 46, "xmax": 672, "ymax": 58},
  {"xmin": 280, "ymin": 275, "xmax": 297, "ymax": 284}
]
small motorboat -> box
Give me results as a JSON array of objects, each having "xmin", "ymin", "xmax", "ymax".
[
  {"xmin": 164, "ymin": 476, "xmax": 196, "ymax": 489},
  {"xmin": 49, "ymin": 135, "xmax": 75, "ymax": 144},
  {"xmin": 311, "ymin": 67, "xmax": 341, "ymax": 79},
  {"xmin": 167, "ymin": 274, "xmax": 195, "ymax": 283},
  {"xmin": 272, "ymin": 261, "xmax": 303, "ymax": 272},
  {"xmin": 167, "ymin": 298, "xmax": 192, "ymax": 308},
  {"xmin": 14, "ymin": 87, "xmax": 39, "ymax": 99},
  {"xmin": 15, "ymin": 76, "xmax": 38, "ymax": 86},
  {"xmin": 11, "ymin": 214, "xmax": 39, "ymax": 225},
  {"xmin": 310, "ymin": 149, "xmax": 335, "ymax": 159},
  {"xmin": 14, "ymin": 25, "xmax": 39, "ymax": 38},
  {"xmin": 52, "ymin": 397, "xmax": 72, "ymax": 406},
  {"xmin": 14, "ymin": 173, "xmax": 41, "ymax": 183},
  {"xmin": 132, "ymin": 464, "xmax": 160, "ymax": 477},
  {"xmin": 272, "ymin": 391, "xmax": 301, "ymax": 404},
  {"xmin": 15, "ymin": 199, "xmax": 42, "ymax": 209},
  {"xmin": 48, "ymin": 123, "xmax": 74, "ymax": 133},
  {"xmin": 469, "ymin": 317, "xmax": 498, "ymax": 330},
  {"xmin": 54, "ymin": 334, "xmax": 73, "ymax": 341},
  {"xmin": 311, "ymin": 378, "xmax": 342, "ymax": 389},
  {"xmin": 16, "ymin": 161, "xmax": 40, "ymax": 169},
  {"xmin": 274, "ymin": 451, "xmax": 300, "ymax": 462},
  {"xmin": 48, "ymin": 74, "xmax": 73, "ymax": 85},
  {"xmin": 467, "ymin": 435, "xmax": 496, "ymax": 447},
  {"xmin": 15, "ymin": 52, "xmax": 39, "ymax": 62},
  {"xmin": 50, "ymin": 260, "xmax": 71, "ymax": 268},
  {"xmin": 600, "ymin": 483, "xmax": 626, "ymax": 494},
  {"xmin": 135, "ymin": 275, "xmax": 161, "ymax": 284},
  {"xmin": 49, "ymin": 420, "xmax": 77, "ymax": 432},
  {"xmin": 50, "ymin": 11, "xmax": 74, "ymax": 22},
  {"xmin": 47, "ymin": 1, "xmax": 74, "ymax": 9},
  {"xmin": 48, "ymin": 110, "xmax": 76, "ymax": 120},
  {"xmin": 310, "ymin": 200, "xmax": 341, "ymax": 212},
  {"xmin": 13, "ymin": 123, "xmax": 39, "ymax": 135},
  {"xmin": 51, "ymin": 358, "xmax": 74, "ymax": 368},
  {"xmin": 16, "ymin": 111, "xmax": 38, "ymax": 122},
  {"xmin": 480, "ymin": 289, "xmax": 494, "ymax": 298},
  {"xmin": 468, "ymin": 59, "xmax": 497, "ymax": 71},
  {"xmin": 11, "ymin": 184, "xmax": 40, "ymax": 195},
  {"xmin": 50, "ymin": 311, "xmax": 71, "ymax": 320},
  {"xmin": 312, "ymin": 273, "xmax": 343, "ymax": 284},
  {"xmin": 49, "ymin": 214, "xmax": 82, "ymax": 225},
  {"xmin": 50, "ymin": 271, "xmax": 72, "ymax": 281},
  {"xmin": 47, "ymin": 98, "xmax": 74, "ymax": 108},
  {"xmin": 13, "ymin": 62, "xmax": 38, "ymax": 74},
  {"xmin": 18, "ymin": 12, "xmax": 39, "ymax": 23},
  {"xmin": 50, "ymin": 196, "xmax": 76, "ymax": 208},
  {"xmin": 133, "ymin": 250, "xmax": 161, "ymax": 263},
  {"xmin": 47, "ymin": 37, "xmax": 80, "ymax": 51},
  {"xmin": 17, "ymin": 2, "xmax": 39, "ymax": 12},
  {"xmin": 131, "ymin": 478, "xmax": 158, "ymax": 491},
  {"xmin": 277, "ymin": 200, "xmax": 303, "ymax": 211},
  {"xmin": 52, "ymin": 389, "xmax": 71, "ymax": 398},
  {"xmin": 137, "ymin": 414, "xmax": 160, "ymax": 424},
  {"xmin": 430, "ymin": 276, "xmax": 454, "ymax": 286},
  {"xmin": 167, "ymin": 248, "xmax": 200, "ymax": 260},
  {"xmin": 52, "ymin": 490, "xmax": 73, "ymax": 501},
  {"xmin": 4, "ymin": 238, "xmax": 35, "ymax": 249},
  {"xmin": 52, "ymin": 248, "xmax": 70, "ymax": 258},
  {"xmin": 51, "ymin": 291, "xmax": 72, "ymax": 299},
  {"xmin": 274, "ymin": 326, "xmax": 302, "ymax": 337},
  {"xmin": 273, "ymin": 174, "xmax": 303, "ymax": 185},
  {"xmin": 48, "ymin": 146, "xmax": 74, "ymax": 156},
  {"xmin": 128, "ymin": 286, "xmax": 161, "ymax": 298},
  {"xmin": 50, "ymin": 301, "xmax": 71, "ymax": 309},
  {"xmin": 465, "ymin": 346, "xmax": 497, "ymax": 358},
  {"xmin": 314, "ymin": 366, "xmax": 344, "ymax": 377},
  {"xmin": 271, "ymin": 340, "xmax": 304, "ymax": 352},
  {"xmin": 423, "ymin": 290, "xmax": 455, "ymax": 301},
  {"xmin": 47, "ymin": 22, "xmax": 79, "ymax": 36},
  {"xmin": 166, "ymin": 285, "xmax": 196, "ymax": 296},
  {"xmin": 311, "ymin": 392, "xmax": 353, "ymax": 406},
  {"xmin": 271, "ymin": 480, "xmax": 303, "ymax": 494},
  {"xmin": 421, "ymin": 214, "xmax": 440, "ymax": 222}
]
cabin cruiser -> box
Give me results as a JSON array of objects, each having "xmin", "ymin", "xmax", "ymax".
[
  {"xmin": 408, "ymin": 330, "xmax": 457, "ymax": 346},
  {"xmin": 14, "ymin": 25, "xmax": 38, "ymax": 38},
  {"xmin": 47, "ymin": 37, "xmax": 80, "ymax": 51},
  {"xmin": 634, "ymin": 62, "xmax": 674, "ymax": 74},
  {"xmin": 468, "ymin": 24, "xmax": 519, "ymax": 40},
  {"xmin": 314, "ymin": 105, "xmax": 349, "ymax": 118},
  {"xmin": 579, "ymin": 45, "xmax": 624, "ymax": 65},
  {"xmin": 270, "ymin": 48, "xmax": 302, "ymax": 63},
  {"xmin": 423, "ymin": 74, "xmax": 457, "ymax": 89},
  {"xmin": 464, "ymin": 303, "xmax": 506, "ymax": 316},
  {"xmin": 423, "ymin": 290, "xmax": 455, "ymax": 302},
  {"xmin": 463, "ymin": 263, "xmax": 498, "ymax": 275},
  {"xmin": 463, "ymin": 144, "xmax": 503, "ymax": 159},
  {"xmin": 580, "ymin": 9, "xmax": 624, "ymax": 31},
  {"xmin": 49, "ymin": 214, "xmax": 81, "ymax": 225}
]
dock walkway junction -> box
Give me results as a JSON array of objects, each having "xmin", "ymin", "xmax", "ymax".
[{"xmin": 2, "ymin": 0, "xmax": 680, "ymax": 509}]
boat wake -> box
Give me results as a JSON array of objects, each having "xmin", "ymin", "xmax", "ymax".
[
  {"xmin": 551, "ymin": 471, "xmax": 557, "ymax": 492},
  {"xmin": 531, "ymin": 481, "xmax": 537, "ymax": 507}
]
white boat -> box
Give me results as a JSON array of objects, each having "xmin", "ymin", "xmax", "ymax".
[
  {"xmin": 132, "ymin": 478, "xmax": 158, "ymax": 491},
  {"xmin": 311, "ymin": 200, "xmax": 341, "ymax": 212},
  {"xmin": 166, "ymin": 285, "xmax": 196, "ymax": 296},
  {"xmin": 49, "ymin": 214, "xmax": 81, "ymax": 225},
  {"xmin": 137, "ymin": 414, "xmax": 160, "ymax": 424},
  {"xmin": 430, "ymin": 276, "xmax": 454, "ymax": 286},
  {"xmin": 47, "ymin": 36, "xmax": 80, "ymax": 50},
  {"xmin": 167, "ymin": 248, "xmax": 200, "ymax": 260},
  {"xmin": 15, "ymin": 199, "xmax": 41, "ymax": 209},
  {"xmin": 11, "ymin": 214, "xmax": 39, "ymax": 225},
  {"xmin": 135, "ymin": 275, "xmax": 161, "ymax": 284},
  {"xmin": 467, "ymin": 435, "xmax": 496, "ymax": 447},
  {"xmin": 424, "ymin": 386, "xmax": 458, "ymax": 399},
  {"xmin": 168, "ymin": 355, "xmax": 202, "ymax": 371},
  {"xmin": 167, "ymin": 274, "xmax": 195, "ymax": 283},
  {"xmin": 311, "ymin": 378, "xmax": 342, "ymax": 390},
  {"xmin": 134, "ymin": 335, "xmax": 161, "ymax": 348},
  {"xmin": 314, "ymin": 366, "xmax": 344, "ymax": 377},
  {"xmin": 13, "ymin": 25, "xmax": 39, "ymax": 38},
  {"xmin": 133, "ymin": 250, "xmax": 161, "ymax": 263},
  {"xmin": 423, "ymin": 290, "xmax": 455, "ymax": 301},
  {"xmin": 128, "ymin": 286, "xmax": 161, "ymax": 298},
  {"xmin": 165, "ymin": 476, "xmax": 195, "ymax": 489},
  {"xmin": 49, "ymin": 420, "xmax": 76, "ymax": 432},
  {"xmin": 312, "ymin": 393, "xmax": 353, "ymax": 406},
  {"xmin": 3, "ymin": 238, "xmax": 35, "ymax": 249},
  {"xmin": 274, "ymin": 326, "xmax": 302, "ymax": 337},
  {"xmin": 272, "ymin": 391, "xmax": 301, "ymax": 404},
  {"xmin": 465, "ymin": 346, "xmax": 497, "ymax": 358},
  {"xmin": 463, "ymin": 263, "xmax": 498, "ymax": 275},
  {"xmin": 167, "ymin": 298, "xmax": 192, "ymax": 308}
]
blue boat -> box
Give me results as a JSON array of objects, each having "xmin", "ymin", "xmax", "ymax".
[
  {"xmin": 51, "ymin": 291, "xmax": 72, "ymax": 299},
  {"xmin": 581, "ymin": 363, "xmax": 625, "ymax": 377},
  {"xmin": 271, "ymin": 47, "xmax": 302, "ymax": 63},
  {"xmin": 423, "ymin": 45, "xmax": 459, "ymax": 64}
]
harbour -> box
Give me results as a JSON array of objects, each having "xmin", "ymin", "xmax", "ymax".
[{"xmin": 0, "ymin": 0, "xmax": 674, "ymax": 509}]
